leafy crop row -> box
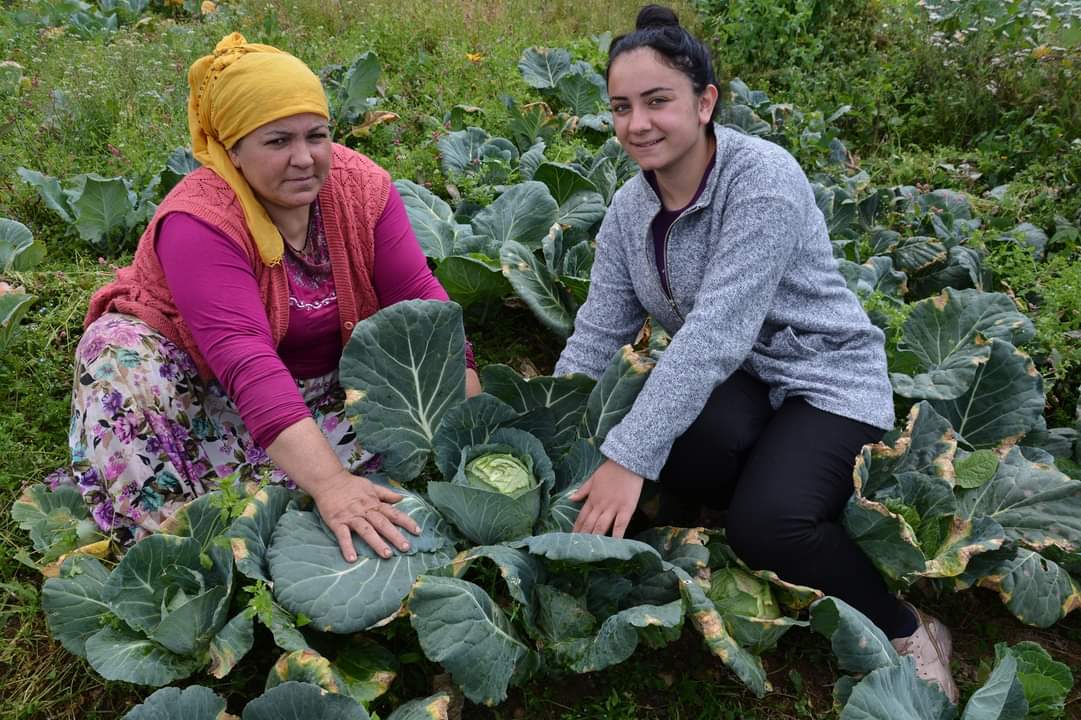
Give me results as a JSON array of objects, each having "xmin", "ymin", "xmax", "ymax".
[
  {"xmin": 18, "ymin": 296, "xmax": 1078, "ymax": 717},
  {"xmin": 17, "ymin": 147, "xmax": 198, "ymax": 255},
  {"xmin": 14, "ymin": 0, "xmax": 216, "ymax": 39},
  {"xmin": 124, "ymin": 682, "xmax": 450, "ymax": 720}
]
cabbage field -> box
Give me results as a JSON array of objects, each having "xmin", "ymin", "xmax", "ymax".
[{"xmin": 2, "ymin": 0, "xmax": 1080, "ymax": 718}]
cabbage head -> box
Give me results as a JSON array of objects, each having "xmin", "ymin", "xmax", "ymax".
[
  {"xmin": 465, "ymin": 452, "xmax": 535, "ymax": 496},
  {"xmin": 427, "ymin": 429, "xmax": 555, "ymax": 546},
  {"xmin": 705, "ymin": 566, "xmax": 801, "ymax": 654},
  {"xmin": 707, "ymin": 567, "xmax": 781, "ymax": 620}
]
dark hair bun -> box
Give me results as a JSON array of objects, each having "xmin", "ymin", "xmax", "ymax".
[
  {"xmin": 636, "ymin": 4, "xmax": 680, "ymax": 30},
  {"xmin": 609, "ymin": 1, "xmax": 718, "ymax": 118}
]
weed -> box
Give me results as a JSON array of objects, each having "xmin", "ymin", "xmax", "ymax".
[{"xmin": 979, "ymin": 238, "xmax": 1081, "ymax": 423}]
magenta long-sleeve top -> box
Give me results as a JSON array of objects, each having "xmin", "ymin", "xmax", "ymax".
[{"xmin": 156, "ymin": 184, "xmax": 473, "ymax": 449}]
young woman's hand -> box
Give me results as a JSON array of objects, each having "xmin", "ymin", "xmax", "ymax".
[
  {"xmin": 570, "ymin": 459, "xmax": 644, "ymax": 537},
  {"xmin": 308, "ymin": 470, "xmax": 421, "ymax": 562}
]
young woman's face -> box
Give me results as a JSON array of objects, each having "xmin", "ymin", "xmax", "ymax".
[
  {"xmin": 228, "ymin": 113, "xmax": 332, "ymax": 213},
  {"xmin": 608, "ymin": 48, "xmax": 716, "ymax": 175}
]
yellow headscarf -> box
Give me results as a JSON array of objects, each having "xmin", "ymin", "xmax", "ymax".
[{"xmin": 187, "ymin": 33, "xmax": 330, "ymax": 267}]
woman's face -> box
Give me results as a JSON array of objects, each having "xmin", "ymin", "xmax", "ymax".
[
  {"xmin": 228, "ymin": 113, "xmax": 332, "ymax": 213},
  {"xmin": 608, "ymin": 48, "xmax": 716, "ymax": 176}
]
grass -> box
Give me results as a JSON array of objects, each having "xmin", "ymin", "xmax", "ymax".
[
  {"xmin": 0, "ymin": 262, "xmax": 123, "ymax": 720},
  {"xmin": 2, "ymin": 0, "xmax": 1081, "ymax": 718}
]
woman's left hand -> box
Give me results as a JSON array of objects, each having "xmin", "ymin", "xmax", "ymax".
[
  {"xmin": 309, "ymin": 470, "xmax": 420, "ymax": 561},
  {"xmin": 570, "ymin": 459, "xmax": 644, "ymax": 537}
]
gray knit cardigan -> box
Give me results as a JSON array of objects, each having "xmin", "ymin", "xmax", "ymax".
[{"xmin": 554, "ymin": 125, "xmax": 895, "ymax": 480}]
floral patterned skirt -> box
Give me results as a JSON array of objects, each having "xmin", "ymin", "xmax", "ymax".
[{"xmin": 49, "ymin": 313, "xmax": 370, "ymax": 544}]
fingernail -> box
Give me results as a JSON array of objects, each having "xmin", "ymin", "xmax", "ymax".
[
  {"xmin": 347, "ymin": 553, "xmax": 356, "ymax": 562},
  {"xmin": 400, "ymin": 542, "xmax": 410, "ymax": 551},
  {"xmin": 381, "ymin": 549, "xmax": 391, "ymax": 558}
]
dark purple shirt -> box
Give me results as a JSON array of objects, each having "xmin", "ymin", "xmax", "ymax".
[{"xmin": 645, "ymin": 154, "xmax": 716, "ymax": 295}]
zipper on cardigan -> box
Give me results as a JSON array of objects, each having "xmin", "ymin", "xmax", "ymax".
[{"xmin": 660, "ymin": 213, "xmax": 690, "ymax": 323}]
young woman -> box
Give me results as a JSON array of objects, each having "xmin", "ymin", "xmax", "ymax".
[
  {"xmin": 556, "ymin": 5, "xmax": 958, "ymax": 702},
  {"xmin": 55, "ymin": 33, "xmax": 480, "ymax": 563}
]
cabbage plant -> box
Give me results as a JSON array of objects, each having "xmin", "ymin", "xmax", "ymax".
[
  {"xmin": 123, "ymin": 681, "xmax": 451, "ymax": 720},
  {"xmin": 427, "ymin": 431, "xmax": 552, "ymax": 545},
  {"xmin": 228, "ymin": 299, "xmax": 779, "ymax": 704},
  {"xmin": 517, "ymin": 46, "xmax": 611, "ymax": 132},
  {"xmin": 16, "ymin": 146, "xmax": 198, "ymax": 255},
  {"xmin": 0, "ymin": 284, "xmax": 35, "ymax": 353},
  {"xmin": 40, "ymin": 492, "xmax": 252, "ymax": 686},
  {"xmin": 705, "ymin": 567, "xmax": 800, "ymax": 654},
  {"xmin": 0, "ymin": 217, "xmax": 45, "ymax": 273},
  {"xmin": 246, "ymin": 300, "xmax": 655, "ymax": 632},
  {"xmin": 11, "ymin": 483, "xmax": 104, "ymax": 569},
  {"xmin": 408, "ymin": 530, "xmax": 772, "ymax": 705},
  {"xmin": 810, "ymin": 597, "xmax": 1074, "ymax": 718},
  {"xmin": 0, "ymin": 217, "xmax": 44, "ymax": 353},
  {"xmin": 395, "ymin": 135, "xmax": 632, "ymax": 336},
  {"xmin": 843, "ymin": 400, "xmax": 1081, "ymax": 628},
  {"xmin": 710, "ymin": 567, "xmax": 780, "ymax": 618}
]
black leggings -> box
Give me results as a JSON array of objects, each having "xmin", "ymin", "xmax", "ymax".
[{"xmin": 656, "ymin": 370, "xmax": 915, "ymax": 639}]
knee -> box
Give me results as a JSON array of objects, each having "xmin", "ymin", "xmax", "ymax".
[
  {"xmin": 74, "ymin": 315, "xmax": 194, "ymax": 415},
  {"xmin": 79, "ymin": 314, "xmax": 146, "ymax": 365}
]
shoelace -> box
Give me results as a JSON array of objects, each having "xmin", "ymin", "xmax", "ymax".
[{"xmin": 912, "ymin": 607, "xmax": 949, "ymax": 668}]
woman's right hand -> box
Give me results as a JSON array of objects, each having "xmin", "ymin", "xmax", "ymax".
[{"xmin": 308, "ymin": 470, "xmax": 421, "ymax": 562}]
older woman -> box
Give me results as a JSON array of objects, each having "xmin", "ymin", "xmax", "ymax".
[{"xmin": 60, "ymin": 33, "xmax": 478, "ymax": 562}]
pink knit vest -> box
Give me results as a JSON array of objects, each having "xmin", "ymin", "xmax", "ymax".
[{"xmin": 85, "ymin": 144, "xmax": 390, "ymax": 379}]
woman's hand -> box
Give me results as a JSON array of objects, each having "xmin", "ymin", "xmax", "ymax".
[
  {"xmin": 570, "ymin": 459, "xmax": 644, "ymax": 538},
  {"xmin": 268, "ymin": 419, "xmax": 424, "ymax": 562},
  {"xmin": 307, "ymin": 470, "xmax": 421, "ymax": 562}
]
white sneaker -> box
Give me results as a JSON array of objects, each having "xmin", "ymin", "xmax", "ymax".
[{"xmin": 890, "ymin": 602, "xmax": 959, "ymax": 703}]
